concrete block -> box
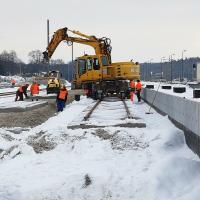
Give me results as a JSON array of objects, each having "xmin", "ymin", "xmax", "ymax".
[
  {"xmin": 173, "ymin": 87, "xmax": 186, "ymax": 93},
  {"xmin": 162, "ymin": 85, "xmax": 172, "ymax": 89},
  {"xmin": 146, "ymin": 85, "xmax": 154, "ymax": 89},
  {"xmin": 193, "ymin": 90, "xmax": 200, "ymax": 98}
]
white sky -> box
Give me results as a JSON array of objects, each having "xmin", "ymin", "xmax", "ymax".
[{"xmin": 0, "ymin": 0, "xmax": 200, "ymax": 63}]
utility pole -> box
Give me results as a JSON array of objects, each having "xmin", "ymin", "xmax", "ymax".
[
  {"xmin": 181, "ymin": 50, "xmax": 186, "ymax": 81},
  {"xmin": 169, "ymin": 54, "xmax": 175, "ymax": 83},
  {"xmin": 161, "ymin": 57, "xmax": 165, "ymax": 79},
  {"xmin": 149, "ymin": 58, "xmax": 153, "ymax": 81},
  {"xmin": 47, "ymin": 19, "xmax": 50, "ymax": 72}
]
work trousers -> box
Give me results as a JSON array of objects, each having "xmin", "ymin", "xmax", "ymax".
[
  {"xmin": 136, "ymin": 90, "xmax": 141, "ymax": 102},
  {"xmin": 15, "ymin": 91, "xmax": 23, "ymax": 101},
  {"xmin": 57, "ymin": 100, "xmax": 65, "ymax": 112}
]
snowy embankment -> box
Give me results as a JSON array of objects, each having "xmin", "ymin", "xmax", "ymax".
[
  {"xmin": 143, "ymin": 81, "xmax": 200, "ymax": 102},
  {"xmin": 0, "ymin": 97, "xmax": 200, "ymax": 200}
]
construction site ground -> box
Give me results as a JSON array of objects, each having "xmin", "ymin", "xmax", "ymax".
[{"xmin": 0, "ymin": 90, "xmax": 83, "ymax": 128}]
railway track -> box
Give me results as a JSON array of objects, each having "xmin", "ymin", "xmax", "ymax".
[
  {"xmin": 68, "ymin": 96, "xmax": 146, "ymax": 129},
  {"xmin": 83, "ymin": 96, "xmax": 134, "ymax": 121}
]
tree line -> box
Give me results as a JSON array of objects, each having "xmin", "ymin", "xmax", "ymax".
[
  {"xmin": 0, "ymin": 50, "xmax": 74, "ymax": 81},
  {"xmin": 140, "ymin": 57, "xmax": 200, "ymax": 81},
  {"xmin": 1, "ymin": 49, "xmax": 200, "ymax": 82}
]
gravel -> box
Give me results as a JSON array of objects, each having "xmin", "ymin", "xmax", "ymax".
[{"xmin": 0, "ymin": 101, "xmax": 56, "ymax": 128}]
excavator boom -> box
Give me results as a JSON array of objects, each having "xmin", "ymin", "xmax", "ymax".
[{"xmin": 43, "ymin": 27, "xmax": 112, "ymax": 63}]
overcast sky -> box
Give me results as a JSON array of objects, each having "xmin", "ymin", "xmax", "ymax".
[{"xmin": 0, "ymin": 0, "xmax": 200, "ymax": 63}]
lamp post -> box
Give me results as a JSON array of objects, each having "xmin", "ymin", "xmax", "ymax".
[
  {"xmin": 144, "ymin": 63, "xmax": 148, "ymax": 81},
  {"xmin": 169, "ymin": 54, "xmax": 175, "ymax": 83},
  {"xmin": 161, "ymin": 57, "xmax": 165, "ymax": 79},
  {"xmin": 181, "ymin": 50, "xmax": 187, "ymax": 81},
  {"xmin": 149, "ymin": 58, "xmax": 153, "ymax": 81}
]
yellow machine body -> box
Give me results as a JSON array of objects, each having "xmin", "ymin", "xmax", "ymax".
[
  {"xmin": 73, "ymin": 54, "xmax": 140, "ymax": 87},
  {"xmin": 43, "ymin": 27, "xmax": 140, "ymax": 98},
  {"xmin": 46, "ymin": 70, "xmax": 61, "ymax": 94}
]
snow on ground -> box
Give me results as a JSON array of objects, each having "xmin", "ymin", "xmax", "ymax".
[
  {"xmin": 0, "ymin": 86, "xmax": 51, "ymax": 109},
  {"xmin": 0, "ymin": 96, "xmax": 46, "ymax": 109},
  {"xmin": 0, "ymin": 75, "xmax": 26, "ymax": 84},
  {"xmin": 143, "ymin": 81, "xmax": 200, "ymax": 102},
  {"xmin": 0, "ymin": 96, "xmax": 200, "ymax": 200},
  {"xmin": 0, "ymin": 81, "xmax": 67, "ymax": 109}
]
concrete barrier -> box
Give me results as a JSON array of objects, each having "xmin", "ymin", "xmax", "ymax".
[{"xmin": 142, "ymin": 88, "xmax": 200, "ymax": 156}]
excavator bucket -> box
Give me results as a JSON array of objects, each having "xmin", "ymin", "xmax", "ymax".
[{"xmin": 42, "ymin": 51, "xmax": 49, "ymax": 62}]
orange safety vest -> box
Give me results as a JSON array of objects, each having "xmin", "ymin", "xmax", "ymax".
[
  {"xmin": 136, "ymin": 82, "xmax": 142, "ymax": 90},
  {"xmin": 18, "ymin": 86, "xmax": 23, "ymax": 93},
  {"xmin": 11, "ymin": 79, "xmax": 16, "ymax": 84},
  {"xmin": 58, "ymin": 90, "xmax": 67, "ymax": 100},
  {"xmin": 30, "ymin": 84, "xmax": 39, "ymax": 94},
  {"xmin": 130, "ymin": 80, "xmax": 135, "ymax": 89}
]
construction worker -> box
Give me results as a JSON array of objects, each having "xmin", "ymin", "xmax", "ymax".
[
  {"xmin": 11, "ymin": 79, "xmax": 16, "ymax": 87},
  {"xmin": 135, "ymin": 79, "xmax": 142, "ymax": 102},
  {"xmin": 15, "ymin": 85, "xmax": 24, "ymax": 101},
  {"xmin": 22, "ymin": 83, "xmax": 29, "ymax": 99},
  {"xmin": 56, "ymin": 85, "xmax": 68, "ymax": 112},
  {"xmin": 30, "ymin": 81, "xmax": 40, "ymax": 101},
  {"xmin": 130, "ymin": 79, "xmax": 135, "ymax": 103}
]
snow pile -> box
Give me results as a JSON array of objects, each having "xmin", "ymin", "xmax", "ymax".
[
  {"xmin": 0, "ymin": 97, "xmax": 199, "ymax": 199},
  {"xmin": 0, "ymin": 75, "xmax": 25, "ymax": 84}
]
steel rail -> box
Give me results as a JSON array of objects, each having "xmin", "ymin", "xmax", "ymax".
[
  {"xmin": 83, "ymin": 96, "xmax": 133, "ymax": 121},
  {"xmin": 122, "ymin": 99, "xmax": 133, "ymax": 119},
  {"xmin": 83, "ymin": 99, "xmax": 101, "ymax": 121}
]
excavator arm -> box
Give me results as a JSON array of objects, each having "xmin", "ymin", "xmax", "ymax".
[{"xmin": 43, "ymin": 27, "xmax": 112, "ymax": 64}]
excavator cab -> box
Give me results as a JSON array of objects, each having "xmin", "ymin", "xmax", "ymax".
[{"xmin": 73, "ymin": 54, "xmax": 111, "ymax": 87}]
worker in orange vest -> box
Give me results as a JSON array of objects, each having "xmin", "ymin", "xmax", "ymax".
[
  {"xmin": 135, "ymin": 79, "xmax": 142, "ymax": 102},
  {"xmin": 130, "ymin": 80, "xmax": 135, "ymax": 103},
  {"xmin": 56, "ymin": 85, "xmax": 68, "ymax": 112},
  {"xmin": 30, "ymin": 81, "xmax": 40, "ymax": 101},
  {"xmin": 11, "ymin": 79, "xmax": 16, "ymax": 87},
  {"xmin": 15, "ymin": 85, "xmax": 24, "ymax": 101}
]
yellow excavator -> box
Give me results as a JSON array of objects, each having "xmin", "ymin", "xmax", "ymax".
[{"xmin": 43, "ymin": 27, "xmax": 140, "ymax": 99}]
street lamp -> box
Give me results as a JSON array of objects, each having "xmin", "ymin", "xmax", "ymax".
[
  {"xmin": 161, "ymin": 57, "xmax": 165, "ymax": 79},
  {"xmin": 145, "ymin": 62, "xmax": 148, "ymax": 81},
  {"xmin": 149, "ymin": 58, "xmax": 153, "ymax": 81},
  {"xmin": 181, "ymin": 50, "xmax": 187, "ymax": 81},
  {"xmin": 169, "ymin": 54, "xmax": 175, "ymax": 83}
]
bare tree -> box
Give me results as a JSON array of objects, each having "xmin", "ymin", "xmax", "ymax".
[
  {"xmin": 0, "ymin": 50, "xmax": 21, "ymax": 63},
  {"xmin": 28, "ymin": 50, "xmax": 43, "ymax": 64}
]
